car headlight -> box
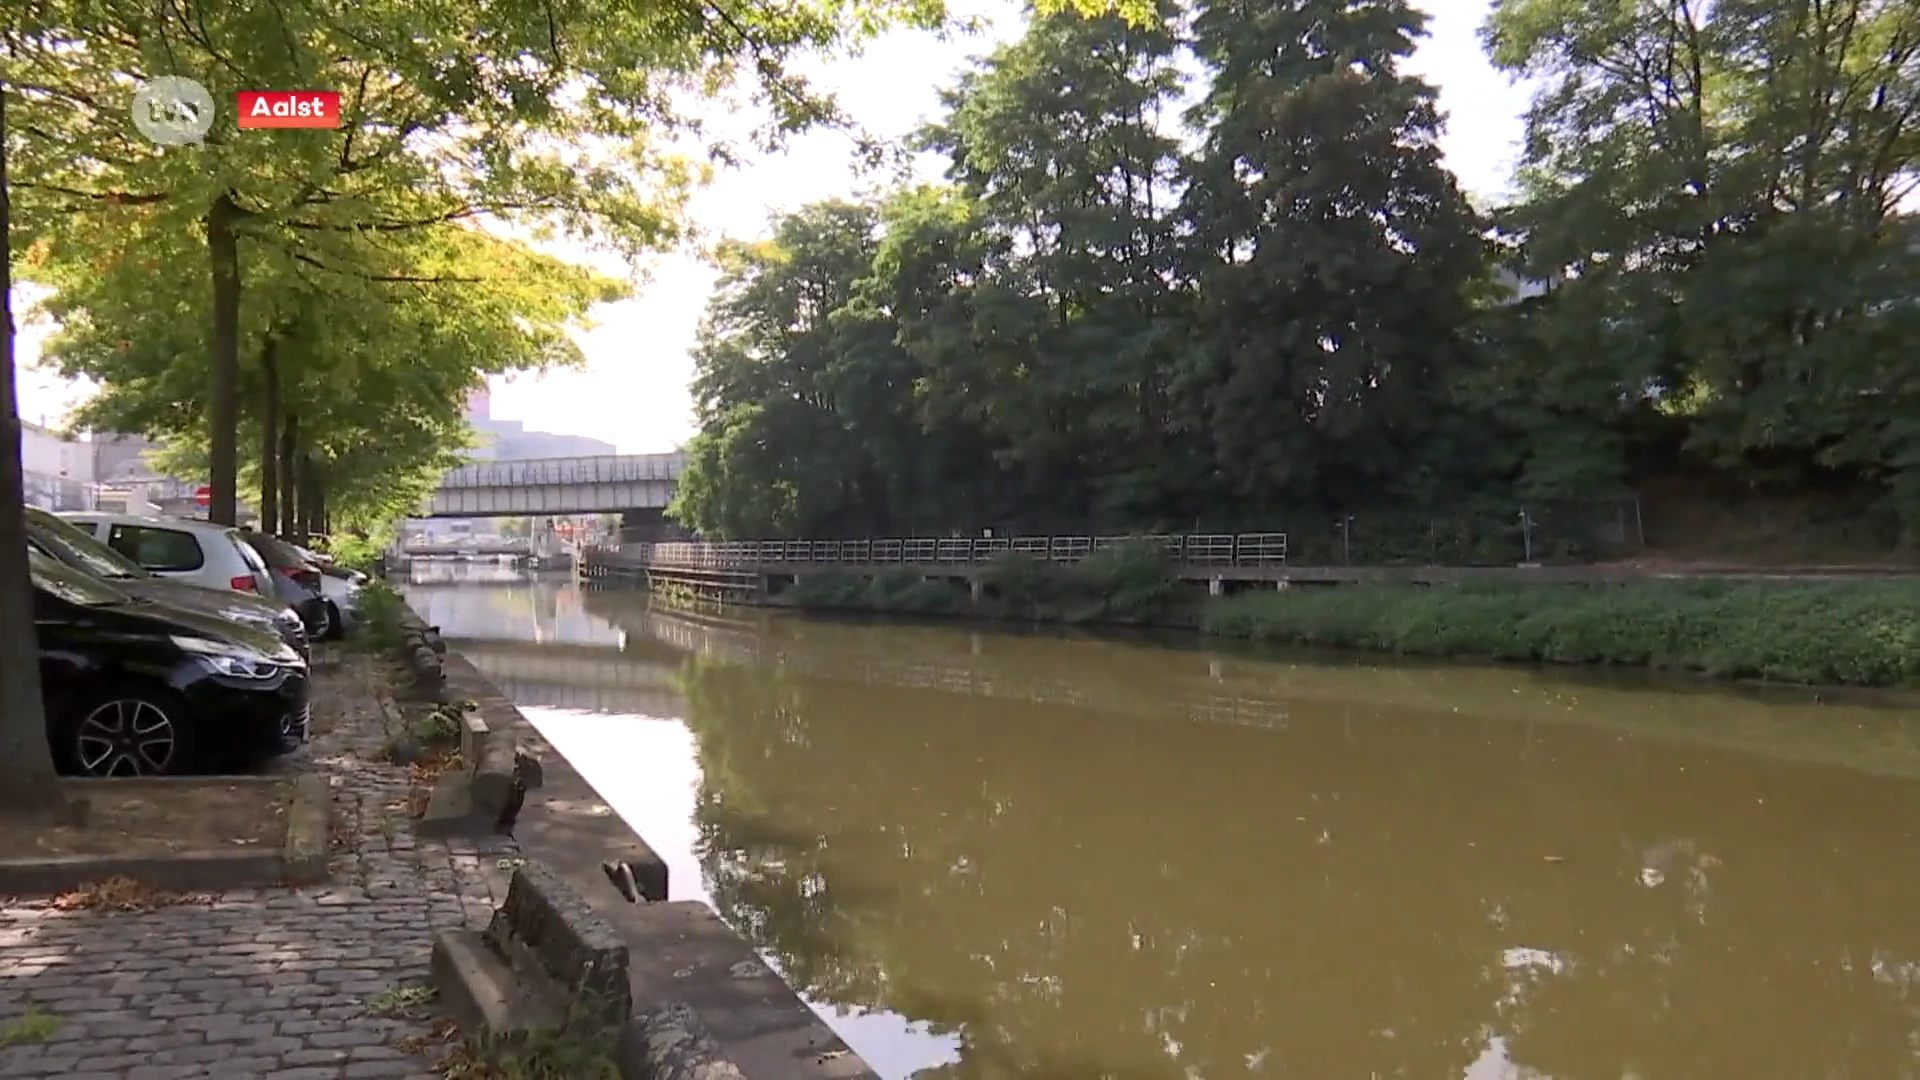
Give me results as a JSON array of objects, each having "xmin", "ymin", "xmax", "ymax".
[{"xmin": 171, "ymin": 635, "xmax": 285, "ymax": 679}]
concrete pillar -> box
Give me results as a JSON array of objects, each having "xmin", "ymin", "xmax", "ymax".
[
  {"xmin": 970, "ymin": 579, "xmax": 984, "ymax": 603},
  {"xmin": 1209, "ymin": 659, "xmax": 1223, "ymax": 680},
  {"xmin": 1209, "ymin": 576, "xmax": 1224, "ymax": 597},
  {"xmin": 970, "ymin": 633, "xmax": 983, "ymax": 656}
]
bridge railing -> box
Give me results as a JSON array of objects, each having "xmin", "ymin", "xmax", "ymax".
[{"xmin": 598, "ymin": 532, "xmax": 1289, "ymax": 570}]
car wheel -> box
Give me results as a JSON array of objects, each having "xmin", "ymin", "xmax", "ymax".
[
  {"xmin": 63, "ymin": 687, "xmax": 196, "ymax": 777},
  {"xmin": 307, "ymin": 601, "xmax": 334, "ymax": 640},
  {"xmin": 321, "ymin": 600, "xmax": 344, "ymax": 641}
]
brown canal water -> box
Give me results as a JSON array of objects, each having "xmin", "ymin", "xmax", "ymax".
[{"xmin": 403, "ymin": 564, "xmax": 1920, "ymax": 1079}]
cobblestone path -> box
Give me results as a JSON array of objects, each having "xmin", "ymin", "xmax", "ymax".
[{"xmin": 0, "ymin": 651, "xmax": 518, "ymax": 1079}]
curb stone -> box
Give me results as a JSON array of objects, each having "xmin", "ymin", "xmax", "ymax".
[{"xmin": 0, "ymin": 775, "xmax": 331, "ymax": 897}]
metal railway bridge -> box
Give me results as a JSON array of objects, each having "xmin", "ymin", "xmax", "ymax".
[{"xmin": 422, "ymin": 452, "xmax": 686, "ymax": 518}]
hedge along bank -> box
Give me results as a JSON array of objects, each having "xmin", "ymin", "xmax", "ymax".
[
  {"xmin": 781, "ymin": 542, "xmax": 1185, "ymax": 625},
  {"xmin": 775, "ymin": 549, "xmax": 1920, "ymax": 689}
]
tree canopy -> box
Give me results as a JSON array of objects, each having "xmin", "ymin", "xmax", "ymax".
[
  {"xmin": 2, "ymin": 0, "xmax": 963, "ymax": 530},
  {"xmin": 670, "ymin": 0, "xmax": 1920, "ymax": 556}
]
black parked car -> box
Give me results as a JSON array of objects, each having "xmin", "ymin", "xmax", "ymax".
[
  {"xmin": 236, "ymin": 530, "xmax": 331, "ymax": 639},
  {"xmin": 31, "ymin": 547, "xmax": 311, "ymax": 776},
  {"xmin": 25, "ymin": 506, "xmax": 311, "ymax": 664}
]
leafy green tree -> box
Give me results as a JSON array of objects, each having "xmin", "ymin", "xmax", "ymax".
[
  {"xmin": 33, "ymin": 211, "xmax": 620, "ymax": 532},
  {"xmin": 1484, "ymin": 0, "xmax": 1920, "ymax": 536},
  {"xmin": 1180, "ymin": 0, "xmax": 1487, "ymax": 515},
  {"xmin": 3, "ymin": 0, "xmax": 950, "ymax": 525},
  {"xmin": 923, "ymin": 0, "xmax": 1194, "ymax": 526}
]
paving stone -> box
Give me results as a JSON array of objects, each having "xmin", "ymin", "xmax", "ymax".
[{"xmin": 0, "ymin": 651, "xmax": 515, "ymax": 1079}]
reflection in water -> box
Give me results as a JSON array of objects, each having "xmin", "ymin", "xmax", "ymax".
[{"xmin": 407, "ymin": 577, "xmax": 1920, "ymax": 1080}]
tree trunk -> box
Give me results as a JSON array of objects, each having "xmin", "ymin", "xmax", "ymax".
[
  {"xmin": 204, "ymin": 194, "xmax": 244, "ymax": 526},
  {"xmin": 0, "ymin": 84, "xmax": 77, "ymax": 817},
  {"xmin": 295, "ymin": 454, "xmax": 319, "ymax": 544},
  {"xmin": 279, "ymin": 412, "xmax": 299, "ymax": 537},
  {"xmin": 302, "ymin": 457, "xmax": 325, "ymax": 541},
  {"xmin": 259, "ymin": 334, "xmax": 280, "ymax": 531}
]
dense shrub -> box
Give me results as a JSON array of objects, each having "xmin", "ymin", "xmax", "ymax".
[
  {"xmin": 348, "ymin": 581, "xmax": 407, "ymax": 654},
  {"xmin": 982, "ymin": 553, "xmax": 1061, "ymax": 618},
  {"xmin": 788, "ymin": 570, "xmax": 871, "ymax": 609},
  {"xmin": 787, "ymin": 569, "xmax": 965, "ymax": 614},
  {"xmin": 1069, "ymin": 540, "xmax": 1175, "ymax": 622},
  {"xmin": 979, "ymin": 543, "xmax": 1175, "ymax": 623},
  {"xmin": 1202, "ymin": 580, "xmax": 1920, "ymax": 687}
]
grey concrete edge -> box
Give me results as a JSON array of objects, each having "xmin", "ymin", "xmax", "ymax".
[
  {"xmin": 282, "ymin": 772, "xmax": 332, "ymax": 885},
  {"xmin": 617, "ymin": 1002, "xmax": 747, "ymax": 1080},
  {"xmin": 391, "ymin": 593, "xmax": 865, "ymax": 1076},
  {"xmin": 0, "ymin": 851, "xmax": 285, "ymax": 897}
]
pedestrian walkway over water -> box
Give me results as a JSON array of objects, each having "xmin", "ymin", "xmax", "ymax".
[{"xmin": 582, "ymin": 532, "xmax": 1920, "ymax": 587}]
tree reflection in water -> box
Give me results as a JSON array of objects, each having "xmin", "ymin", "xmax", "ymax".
[{"xmin": 657, "ymin": 644, "xmax": 1920, "ymax": 1079}]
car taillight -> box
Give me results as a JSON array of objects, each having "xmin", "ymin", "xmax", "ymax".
[
  {"xmin": 284, "ymin": 567, "xmax": 319, "ymax": 588},
  {"xmin": 230, "ymin": 575, "xmax": 258, "ymax": 592}
]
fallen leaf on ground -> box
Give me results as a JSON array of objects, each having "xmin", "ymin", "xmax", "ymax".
[{"xmin": 51, "ymin": 877, "xmax": 211, "ymax": 912}]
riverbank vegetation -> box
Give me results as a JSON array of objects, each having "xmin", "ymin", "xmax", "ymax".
[
  {"xmin": 785, "ymin": 543, "xmax": 1181, "ymax": 623},
  {"xmin": 668, "ymin": 0, "xmax": 1920, "ymax": 563},
  {"xmin": 1211, "ymin": 581, "xmax": 1920, "ymax": 688},
  {"xmin": 778, "ymin": 564, "xmax": 1920, "ymax": 687}
]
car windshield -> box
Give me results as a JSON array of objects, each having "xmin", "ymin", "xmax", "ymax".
[
  {"xmin": 29, "ymin": 546, "xmax": 130, "ymax": 608},
  {"xmin": 26, "ymin": 509, "xmax": 150, "ymax": 580}
]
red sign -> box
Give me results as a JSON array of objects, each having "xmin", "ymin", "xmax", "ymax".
[
  {"xmin": 195, "ymin": 485, "xmax": 211, "ymax": 507},
  {"xmin": 236, "ymin": 91, "xmax": 342, "ymax": 129}
]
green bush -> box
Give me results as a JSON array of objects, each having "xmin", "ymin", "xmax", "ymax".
[
  {"xmin": 327, "ymin": 533, "xmax": 385, "ymax": 574},
  {"xmin": 788, "ymin": 571, "xmax": 870, "ymax": 609},
  {"xmin": 866, "ymin": 569, "xmax": 927, "ymax": 606},
  {"xmin": 1202, "ymin": 580, "xmax": 1920, "ymax": 687},
  {"xmin": 786, "ymin": 569, "xmax": 965, "ymax": 614},
  {"xmin": 1070, "ymin": 540, "xmax": 1175, "ymax": 622},
  {"xmin": 982, "ymin": 553, "xmax": 1061, "ymax": 618},
  {"xmin": 890, "ymin": 578, "xmax": 964, "ymax": 613},
  {"xmin": 349, "ymin": 581, "xmax": 408, "ymax": 654}
]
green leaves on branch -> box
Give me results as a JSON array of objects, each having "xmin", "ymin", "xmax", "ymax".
[
  {"xmin": 674, "ymin": 0, "xmax": 1920, "ymax": 552},
  {"xmin": 5, "ymin": 0, "xmax": 961, "ymax": 527}
]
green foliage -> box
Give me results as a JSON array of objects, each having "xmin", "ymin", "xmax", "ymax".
[
  {"xmin": 665, "ymin": 0, "xmax": 1920, "ymax": 559},
  {"xmin": 976, "ymin": 544, "xmax": 1176, "ymax": 623},
  {"xmin": 347, "ymin": 581, "xmax": 407, "ymax": 655},
  {"xmin": 787, "ymin": 571, "xmax": 874, "ymax": 609},
  {"xmin": 4, "ymin": 0, "xmax": 959, "ymax": 530},
  {"xmin": 325, "ymin": 532, "xmax": 386, "ymax": 574},
  {"xmin": 982, "ymin": 555, "xmax": 1062, "ymax": 620},
  {"xmin": 785, "ymin": 569, "xmax": 966, "ymax": 614},
  {"xmin": 1071, "ymin": 541, "xmax": 1175, "ymax": 622},
  {"xmin": 1203, "ymin": 581, "xmax": 1920, "ymax": 687}
]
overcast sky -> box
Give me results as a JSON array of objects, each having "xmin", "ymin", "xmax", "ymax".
[{"xmin": 13, "ymin": 0, "xmax": 1531, "ymax": 452}]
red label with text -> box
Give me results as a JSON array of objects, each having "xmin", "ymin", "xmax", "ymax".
[{"xmin": 236, "ymin": 91, "xmax": 341, "ymax": 129}]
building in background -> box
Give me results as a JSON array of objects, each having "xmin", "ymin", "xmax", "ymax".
[
  {"xmin": 20, "ymin": 421, "xmax": 96, "ymax": 511},
  {"xmin": 462, "ymin": 389, "xmax": 615, "ymax": 461},
  {"xmin": 88, "ymin": 434, "xmax": 226, "ymax": 519},
  {"xmin": 404, "ymin": 393, "xmax": 619, "ymax": 540}
]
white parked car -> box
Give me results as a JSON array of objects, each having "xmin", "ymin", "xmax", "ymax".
[{"xmin": 60, "ymin": 511, "xmax": 277, "ymax": 597}]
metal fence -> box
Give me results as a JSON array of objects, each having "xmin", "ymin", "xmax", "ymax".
[
  {"xmin": 22, "ymin": 469, "xmax": 97, "ymax": 512},
  {"xmin": 606, "ymin": 533, "xmax": 1290, "ymax": 569}
]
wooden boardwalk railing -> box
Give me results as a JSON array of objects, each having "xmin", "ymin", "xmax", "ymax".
[{"xmin": 593, "ymin": 532, "xmax": 1289, "ymax": 570}]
